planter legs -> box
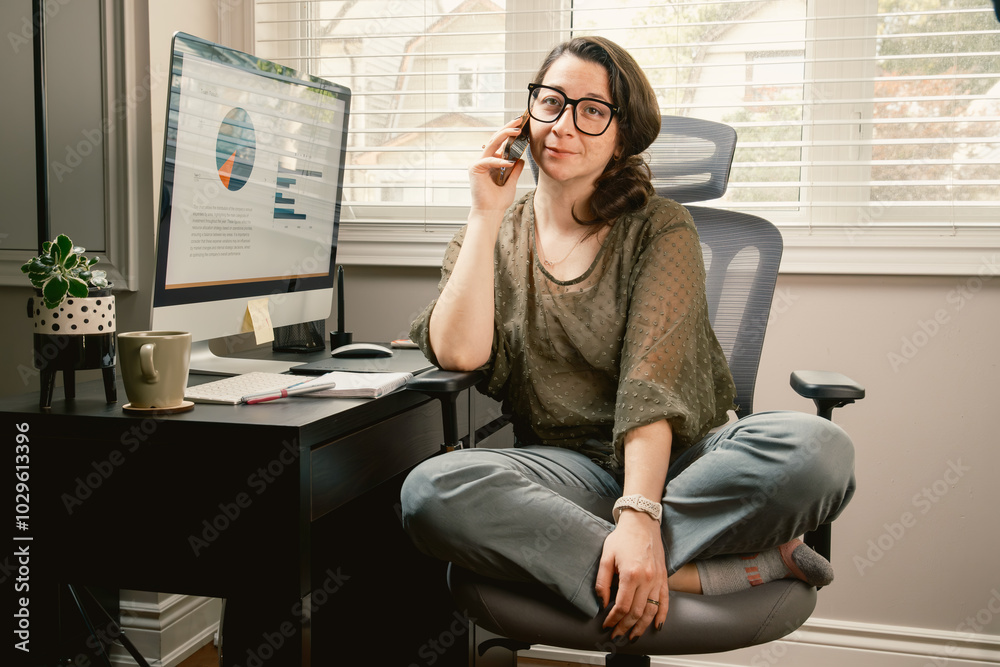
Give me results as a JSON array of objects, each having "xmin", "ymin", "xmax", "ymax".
[
  {"xmin": 102, "ymin": 367, "xmax": 117, "ymax": 403},
  {"xmin": 40, "ymin": 369, "xmax": 57, "ymax": 410},
  {"xmin": 38, "ymin": 367, "xmax": 117, "ymax": 409}
]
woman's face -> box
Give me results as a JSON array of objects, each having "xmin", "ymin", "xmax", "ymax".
[{"xmin": 529, "ymin": 54, "xmax": 620, "ymax": 191}]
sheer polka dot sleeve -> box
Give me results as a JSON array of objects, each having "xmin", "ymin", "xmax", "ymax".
[
  {"xmin": 612, "ymin": 202, "xmax": 736, "ymax": 463},
  {"xmin": 409, "ymin": 226, "xmax": 464, "ymax": 368}
]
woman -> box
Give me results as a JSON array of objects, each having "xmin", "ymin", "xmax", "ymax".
[{"xmin": 401, "ymin": 36, "xmax": 855, "ymax": 642}]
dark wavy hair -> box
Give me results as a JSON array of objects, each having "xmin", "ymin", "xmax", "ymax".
[{"xmin": 532, "ymin": 36, "xmax": 661, "ymax": 229}]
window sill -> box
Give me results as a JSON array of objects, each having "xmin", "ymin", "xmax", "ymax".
[
  {"xmin": 778, "ymin": 228, "xmax": 1000, "ymax": 276},
  {"xmin": 336, "ymin": 223, "xmax": 1000, "ymax": 277}
]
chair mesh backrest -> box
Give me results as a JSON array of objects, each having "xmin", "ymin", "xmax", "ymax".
[
  {"xmin": 648, "ymin": 115, "xmax": 737, "ymax": 204},
  {"xmin": 687, "ymin": 206, "xmax": 782, "ymax": 417},
  {"xmin": 648, "ymin": 117, "xmax": 782, "ymax": 417}
]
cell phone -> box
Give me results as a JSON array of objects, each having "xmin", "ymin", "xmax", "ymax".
[{"xmin": 491, "ymin": 110, "xmax": 530, "ymax": 186}]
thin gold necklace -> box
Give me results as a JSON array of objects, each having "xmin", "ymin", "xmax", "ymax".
[{"xmin": 537, "ymin": 228, "xmax": 588, "ymax": 267}]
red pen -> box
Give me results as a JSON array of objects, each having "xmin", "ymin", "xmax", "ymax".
[{"xmin": 242, "ymin": 382, "xmax": 338, "ymax": 404}]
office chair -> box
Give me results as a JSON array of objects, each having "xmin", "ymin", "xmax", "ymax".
[{"xmin": 408, "ymin": 116, "xmax": 864, "ymax": 666}]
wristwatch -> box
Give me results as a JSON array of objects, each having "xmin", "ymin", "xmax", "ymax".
[{"xmin": 613, "ymin": 494, "xmax": 663, "ymax": 524}]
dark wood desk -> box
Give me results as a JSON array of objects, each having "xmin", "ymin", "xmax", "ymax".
[{"xmin": 3, "ymin": 349, "xmax": 476, "ymax": 667}]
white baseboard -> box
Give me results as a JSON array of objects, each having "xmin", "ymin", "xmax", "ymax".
[
  {"xmin": 521, "ymin": 617, "xmax": 1000, "ymax": 667},
  {"xmin": 110, "ymin": 593, "xmax": 222, "ymax": 667}
]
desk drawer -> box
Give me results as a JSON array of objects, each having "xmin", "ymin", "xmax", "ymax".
[{"xmin": 310, "ymin": 399, "xmax": 442, "ymax": 520}]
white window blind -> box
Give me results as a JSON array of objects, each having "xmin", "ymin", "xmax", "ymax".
[{"xmin": 252, "ymin": 0, "xmax": 1000, "ymax": 273}]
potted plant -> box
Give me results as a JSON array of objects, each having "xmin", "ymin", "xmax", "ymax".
[{"xmin": 22, "ymin": 234, "xmax": 117, "ymax": 408}]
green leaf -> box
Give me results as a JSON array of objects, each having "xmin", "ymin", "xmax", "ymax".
[
  {"xmin": 67, "ymin": 277, "xmax": 89, "ymax": 299},
  {"xmin": 23, "ymin": 258, "xmax": 53, "ymax": 289},
  {"xmin": 26, "ymin": 259, "xmax": 52, "ymax": 277},
  {"xmin": 42, "ymin": 275, "xmax": 69, "ymax": 309},
  {"xmin": 27, "ymin": 272, "xmax": 50, "ymax": 289},
  {"xmin": 63, "ymin": 252, "xmax": 79, "ymax": 271},
  {"xmin": 54, "ymin": 235, "xmax": 73, "ymax": 263}
]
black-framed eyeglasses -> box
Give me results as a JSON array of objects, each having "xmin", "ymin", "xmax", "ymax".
[{"xmin": 527, "ymin": 83, "xmax": 619, "ymax": 137}]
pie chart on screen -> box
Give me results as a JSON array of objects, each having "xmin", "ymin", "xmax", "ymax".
[{"xmin": 216, "ymin": 107, "xmax": 256, "ymax": 191}]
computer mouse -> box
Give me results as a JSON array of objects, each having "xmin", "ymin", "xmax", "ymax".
[{"xmin": 330, "ymin": 342, "xmax": 394, "ymax": 358}]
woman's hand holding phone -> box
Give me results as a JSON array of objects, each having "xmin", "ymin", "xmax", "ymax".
[
  {"xmin": 492, "ymin": 110, "xmax": 531, "ymax": 186},
  {"xmin": 469, "ymin": 114, "xmax": 529, "ymax": 214}
]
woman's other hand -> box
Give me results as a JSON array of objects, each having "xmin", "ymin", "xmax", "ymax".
[{"xmin": 596, "ymin": 510, "xmax": 670, "ymax": 642}]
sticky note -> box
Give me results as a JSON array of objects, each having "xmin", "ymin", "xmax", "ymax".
[{"xmin": 242, "ymin": 298, "xmax": 274, "ymax": 345}]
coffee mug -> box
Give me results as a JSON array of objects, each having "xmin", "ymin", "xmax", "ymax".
[{"xmin": 118, "ymin": 331, "xmax": 192, "ymax": 409}]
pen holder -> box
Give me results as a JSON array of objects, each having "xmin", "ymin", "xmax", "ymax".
[
  {"xmin": 329, "ymin": 331, "xmax": 353, "ymax": 351},
  {"xmin": 273, "ymin": 320, "xmax": 326, "ymax": 352}
]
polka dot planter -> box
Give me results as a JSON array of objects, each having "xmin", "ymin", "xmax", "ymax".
[
  {"xmin": 27, "ymin": 287, "xmax": 118, "ymax": 409},
  {"xmin": 30, "ymin": 293, "xmax": 117, "ymax": 335}
]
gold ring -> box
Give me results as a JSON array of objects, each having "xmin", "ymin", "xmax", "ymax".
[{"xmin": 647, "ymin": 599, "xmax": 660, "ymax": 607}]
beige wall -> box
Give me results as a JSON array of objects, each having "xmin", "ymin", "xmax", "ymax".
[{"xmin": 753, "ymin": 273, "xmax": 999, "ymax": 632}]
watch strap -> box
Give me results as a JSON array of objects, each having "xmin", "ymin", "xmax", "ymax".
[{"xmin": 613, "ymin": 494, "xmax": 663, "ymax": 524}]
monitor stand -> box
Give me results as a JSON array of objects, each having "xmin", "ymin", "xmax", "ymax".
[{"xmin": 188, "ymin": 340, "xmax": 300, "ymax": 376}]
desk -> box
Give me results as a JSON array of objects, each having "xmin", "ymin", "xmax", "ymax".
[{"xmin": 3, "ymin": 349, "xmax": 477, "ymax": 667}]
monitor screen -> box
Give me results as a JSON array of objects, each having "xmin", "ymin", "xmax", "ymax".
[{"xmin": 151, "ymin": 32, "xmax": 350, "ymax": 374}]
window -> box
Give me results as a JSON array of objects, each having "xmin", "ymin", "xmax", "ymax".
[{"xmin": 251, "ymin": 0, "xmax": 1000, "ymax": 273}]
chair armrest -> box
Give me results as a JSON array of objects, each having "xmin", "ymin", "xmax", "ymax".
[
  {"xmin": 792, "ymin": 371, "xmax": 865, "ymax": 561},
  {"xmin": 407, "ymin": 369, "xmax": 487, "ymax": 394},
  {"xmin": 790, "ymin": 370, "xmax": 865, "ymax": 421},
  {"xmin": 407, "ymin": 369, "xmax": 487, "ymax": 451}
]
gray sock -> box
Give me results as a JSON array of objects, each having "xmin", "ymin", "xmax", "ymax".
[{"xmin": 695, "ymin": 539, "xmax": 834, "ymax": 595}]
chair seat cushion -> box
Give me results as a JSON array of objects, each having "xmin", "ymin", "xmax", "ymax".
[{"xmin": 448, "ymin": 564, "xmax": 816, "ymax": 656}]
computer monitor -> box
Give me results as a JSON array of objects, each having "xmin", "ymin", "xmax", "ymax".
[{"xmin": 151, "ymin": 32, "xmax": 350, "ymax": 375}]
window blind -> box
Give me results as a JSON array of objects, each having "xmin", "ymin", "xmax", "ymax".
[{"xmin": 253, "ymin": 0, "xmax": 1000, "ymax": 272}]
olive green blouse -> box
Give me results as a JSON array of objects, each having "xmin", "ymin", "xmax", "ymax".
[{"xmin": 410, "ymin": 192, "xmax": 736, "ymax": 471}]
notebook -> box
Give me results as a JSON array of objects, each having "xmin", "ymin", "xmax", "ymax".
[{"xmin": 293, "ymin": 371, "xmax": 413, "ymax": 398}]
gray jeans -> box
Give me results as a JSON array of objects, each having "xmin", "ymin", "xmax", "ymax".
[{"xmin": 400, "ymin": 411, "xmax": 855, "ymax": 617}]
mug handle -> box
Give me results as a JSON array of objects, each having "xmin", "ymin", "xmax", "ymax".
[{"xmin": 139, "ymin": 343, "xmax": 159, "ymax": 383}]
